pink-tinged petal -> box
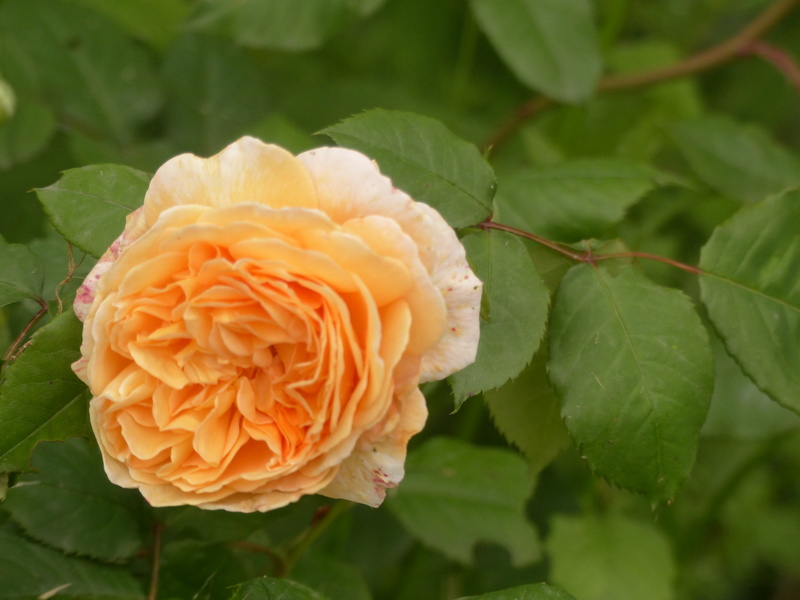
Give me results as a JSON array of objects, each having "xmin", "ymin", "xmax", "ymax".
[
  {"xmin": 143, "ymin": 137, "xmax": 319, "ymax": 227},
  {"xmin": 297, "ymin": 147, "xmax": 481, "ymax": 380},
  {"xmin": 320, "ymin": 386, "xmax": 427, "ymax": 507}
]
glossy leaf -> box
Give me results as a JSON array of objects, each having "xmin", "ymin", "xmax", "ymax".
[
  {"xmin": 0, "ymin": 238, "xmax": 44, "ymax": 308},
  {"xmin": 388, "ymin": 437, "xmax": 540, "ymax": 566},
  {"xmin": 469, "ymin": 0, "xmax": 602, "ymax": 102},
  {"xmin": 462, "ymin": 583, "xmax": 577, "ymax": 600},
  {"xmin": 0, "ymin": 311, "xmax": 90, "ymax": 473},
  {"xmin": 162, "ymin": 34, "xmax": 271, "ymax": 154},
  {"xmin": 322, "ymin": 109, "xmax": 495, "ymax": 228},
  {"xmin": 699, "ymin": 189, "xmax": 800, "ymax": 414},
  {"xmin": 227, "ymin": 577, "xmax": 328, "ymax": 600},
  {"xmin": 4, "ymin": 438, "xmax": 148, "ymax": 561},
  {"xmin": 671, "ymin": 116, "xmax": 800, "ymax": 203},
  {"xmin": 0, "ymin": 525, "xmax": 143, "ymax": 599},
  {"xmin": 37, "ymin": 164, "xmax": 149, "ymax": 258},
  {"xmin": 0, "ymin": 0, "xmax": 162, "ymax": 143},
  {"xmin": 494, "ymin": 158, "xmax": 659, "ymax": 242},
  {"xmin": 547, "ymin": 514, "xmax": 675, "ymax": 600},
  {"xmin": 548, "ymin": 264, "xmax": 713, "ymax": 501},
  {"xmin": 449, "ymin": 231, "xmax": 549, "ymax": 407},
  {"xmin": 484, "ymin": 349, "xmax": 571, "ymax": 476}
]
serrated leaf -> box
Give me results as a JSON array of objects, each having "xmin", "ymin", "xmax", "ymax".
[
  {"xmin": 190, "ymin": 0, "xmax": 386, "ymax": 52},
  {"xmin": 0, "ymin": 0, "xmax": 162, "ymax": 143},
  {"xmin": 227, "ymin": 577, "xmax": 328, "ymax": 600},
  {"xmin": 4, "ymin": 438, "xmax": 148, "ymax": 561},
  {"xmin": 548, "ymin": 264, "xmax": 713, "ymax": 501},
  {"xmin": 461, "ymin": 583, "xmax": 577, "ymax": 600},
  {"xmin": 0, "ymin": 238, "xmax": 44, "ymax": 308},
  {"xmin": 162, "ymin": 34, "xmax": 271, "ymax": 154},
  {"xmin": 388, "ymin": 437, "xmax": 540, "ymax": 566},
  {"xmin": 0, "ymin": 310, "xmax": 90, "ymax": 473},
  {"xmin": 469, "ymin": 0, "xmax": 602, "ymax": 102},
  {"xmin": 37, "ymin": 164, "xmax": 149, "ymax": 258},
  {"xmin": 322, "ymin": 110, "xmax": 495, "ymax": 228},
  {"xmin": 0, "ymin": 524, "xmax": 143, "ymax": 599},
  {"xmin": 449, "ymin": 231, "xmax": 549, "ymax": 407},
  {"xmin": 670, "ymin": 116, "xmax": 800, "ymax": 203},
  {"xmin": 699, "ymin": 189, "xmax": 800, "ymax": 414},
  {"xmin": 547, "ymin": 514, "xmax": 675, "ymax": 600},
  {"xmin": 494, "ymin": 158, "xmax": 658, "ymax": 243},
  {"xmin": 484, "ymin": 349, "xmax": 571, "ymax": 476}
]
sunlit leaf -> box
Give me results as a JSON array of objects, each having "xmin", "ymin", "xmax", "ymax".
[
  {"xmin": 547, "ymin": 514, "xmax": 675, "ymax": 600},
  {"xmin": 449, "ymin": 231, "xmax": 549, "ymax": 407},
  {"xmin": 548, "ymin": 264, "xmax": 713, "ymax": 501},
  {"xmin": 388, "ymin": 437, "xmax": 540, "ymax": 566},
  {"xmin": 493, "ymin": 158, "xmax": 658, "ymax": 242},
  {"xmin": 699, "ymin": 189, "xmax": 800, "ymax": 414},
  {"xmin": 484, "ymin": 349, "xmax": 571, "ymax": 476},
  {"xmin": 0, "ymin": 311, "xmax": 90, "ymax": 473},
  {"xmin": 469, "ymin": 0, "xmax": 602, "ymax": 102},
  {"xmin": 671, "ymin": 116, "xmax": 800, "ymax": 203},
  {"xmin": 37, "ymin": 164, "xmax": 149, "ymax": 258},
  {"xmin": 4, "ymin": 438, "xmax": 149, "ymax": 561},
  {"xmin": 322, "ymin": 109, "xmax": 495, "ymax": 228}
]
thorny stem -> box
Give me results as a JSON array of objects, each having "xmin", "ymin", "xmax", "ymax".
[
  {"xmin": 146, "ymin": 524, "xmax": 163, "ymax": 600},
  {"xmin": 478, "ymin": 219, "xmax": 704, "ymax": 275},
  {"xmin": 483, "ymin": 0, "xmax": 800, "ymax": 150}
]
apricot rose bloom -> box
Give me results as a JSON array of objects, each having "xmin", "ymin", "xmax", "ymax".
[{"xmin": 72, "ymin": 137, "xmax": 481, "ymax": 512}]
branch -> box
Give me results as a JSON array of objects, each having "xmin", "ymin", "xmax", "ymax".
[
  {"xmin": 146, "ymin": 524, "xmax": 163, "ymax": 600},
  {"xmin": 483, "ymin": 0, "xmax": 800, "ymax": 150}
]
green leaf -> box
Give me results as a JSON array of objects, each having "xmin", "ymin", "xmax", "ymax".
[
  {"xmin": 292, "ymin": 553, "xmax": 371, "ymax": 600},
  {"xmin": 4, "ymin": 438, "xmax": 149, "ymax": 561},
  {"xmin": 388, "ymin": 437, "xmax": 540, "ymax": 566},
  {"xmin": 548, "ymin": 264, "xmax": 713, "ymax": 501},
  {"xmin": 484, "ymin": 349, "xmax": 571, "ymax": 476},
  {"xmin": 461, "ymin": 583, "xmax": 577, "ymax": 600},
  {"xmin": 670, "ymin": 116, "xmax": 800, "ymax": 203},
  {"xmin": 71, "ymin": 0, "xmax": 190, "ymax": 50},
  {"xmin": 162, "ymin": 34, "xmax": 271, "ymax": 155},
  {"xmin": 0, "ymin": 310, "xmax": 90, "ymax": 473},
  {"xmin": 702, "ymin": 335, "xmax": 800, "ymax": 439},
  {"xmin": 227, "ymin": 577, "xmax": 328, "ymax": 600},
  {"xmin": 0, "ymin": 524, "xmax": 143, "ymax": 599},
  {"xmin": 191, "ymin": 0, "xmax": 387, "ymax": 52},
  {"xmin": 469, "ymin": 0, "xmax": 602, "ymax": 102},
  {"xmin": 449, "ymin": 231, "xmax": 549, "ymax": 407},
  {"xmin": 547, "ymin": 513, "xmax": 675, "ymax": 600},
  {"xmin": 37, "ymin": 164, "xmax": 150, "ymax": 258},
  {"xmin": 0, "ymin": 238, "xmax": 44, "ymax": 308},
  {"xmin": 0, "ymin": 0, "xmax": 162, "ymax": 143},
  {"xmin": 321, "ymin": 109, "xmax": 495, "ymax": 228},
  {"xmin": 0, "ymin": 100, "xmax": 57, "ymax": 170},
  {"xmin": 493, "ymin": 158, "xmax": 658, "ymax": 243},
  {"xmin": 699, "ymin": 189, "xmax": 800, "ymax": 414}
]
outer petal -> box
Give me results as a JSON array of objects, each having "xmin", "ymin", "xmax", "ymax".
[
  {"xmin": 297, "ymin": 147, "xmax": 481, "ymax": 381},
  {"xmin": 144, "ymin": 137, "xmax": 319, "ymax": 228}
]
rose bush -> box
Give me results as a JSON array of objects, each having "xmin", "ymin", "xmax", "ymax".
[{"xmin": 71, "ymin": 137, "xmax": 482, "ymax": 512}]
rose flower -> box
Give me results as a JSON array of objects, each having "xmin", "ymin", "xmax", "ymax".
[{"xmin": 72, "ymin": 137, "xmax": 481, "ymax": 512}]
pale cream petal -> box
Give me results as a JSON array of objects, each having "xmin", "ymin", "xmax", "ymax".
[
  {"xmin": 144, "ymin": 137, "xmax": 318, "ymax": 227},
  {"xmin": 297, "ymin": 147, "xmax": 481, "ymax": 380},
  {"xmin": 319, "ymin": 387, "xmax": 427, "ymax": 507}
]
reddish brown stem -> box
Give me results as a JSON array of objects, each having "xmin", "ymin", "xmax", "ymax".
[
  {"xmin": 740, "ymin": 40, "xmax": 800, "ymax": 94},
  {"xmin": 2, "ymin": 298, "xmax": 48, "ymax": 362},
  {"xmin": 146, "ymin": 524, "xmax": 163, "ymax": 600},
  {"xmin": 478, "ymin": 220, "xmax": 704, "ymax": 275},
  {"xmin": 483, "ymin": 0, "xmax": 800, "ymax": 150}
]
